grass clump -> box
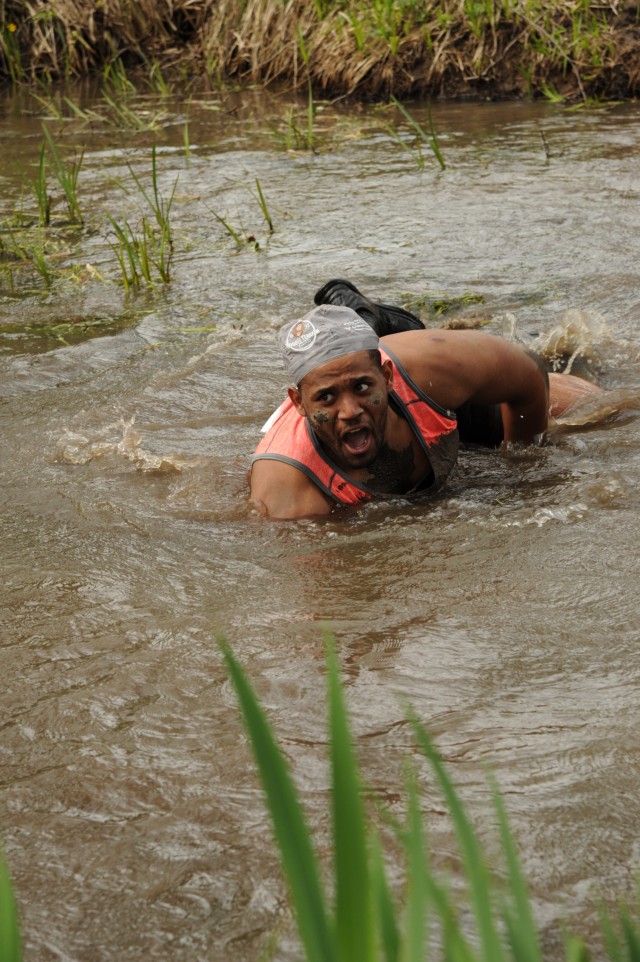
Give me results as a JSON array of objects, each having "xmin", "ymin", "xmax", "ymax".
[
  {"xmin": 1, "ymin": 134, "xmax": 178, "ymax": 298},
  {"xmin": 41, "ymin": 124, "xmax": 83, "ymax": 225},
  {"xmin": 107, "ymin": 147, "xmax": 176, "ymax": 291},
  {"xmin": 222, "ymin": 634, "xmax": 640, "ymax": 962}
]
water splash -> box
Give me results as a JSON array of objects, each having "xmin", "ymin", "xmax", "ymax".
[
  {"xmin": 535, "ymin": 308, "xmax": 611, "ymax": 374},
  {"xmin": 54, "ymin": 417, "xmax": 185, "ymax": 473},
  {"xmin": 549, "ymin": 386, "xmax": 640, "ymax": 433}
]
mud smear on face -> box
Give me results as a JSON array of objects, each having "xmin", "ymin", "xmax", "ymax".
[{"xmin": 311, "ymin": 410, "xmax": 332, "ymax": 425}]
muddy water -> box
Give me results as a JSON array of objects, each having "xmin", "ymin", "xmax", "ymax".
[{"xmin": 1, "ymin": 88, "xmax": 640, "ymax": 961}]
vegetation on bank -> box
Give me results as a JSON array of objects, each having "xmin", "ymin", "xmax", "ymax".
[{"xmin": 1, "ymin": 0, "xmax": 640, "ymax": 102}]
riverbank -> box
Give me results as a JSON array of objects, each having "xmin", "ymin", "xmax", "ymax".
[{"xmin": 1, "ymin": 0, "xmax": 639, "ymax": 102}]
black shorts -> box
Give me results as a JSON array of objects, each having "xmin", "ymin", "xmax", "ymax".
[{"xmin": 455, "ymin": 401, "xmax": 504, "ymax": 448}]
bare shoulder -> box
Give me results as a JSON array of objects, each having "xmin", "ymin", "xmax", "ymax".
[
  {"xmin": 381, "ymin": 328, "xmax": 549, "ymax": 442},
  {"xmin": 250, "ymin": 458, "xmax": 334, "ymax": 520},
  {"xmin": 381, "ymin": 329, "xmax": 545, "ymax": 409}
]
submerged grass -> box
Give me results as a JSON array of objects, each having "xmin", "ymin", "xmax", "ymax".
[
  {"xmin": 222, "ymin": 635, "xmax": 640, "ymax": 962},
  {"xmin": 1, "ymin": 1, "xmax": 638, "ymax": 102}
]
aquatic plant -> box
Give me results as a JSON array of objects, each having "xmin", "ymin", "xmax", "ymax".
[
  {"xmin": 97, "ymin": 57, "xmax": 166, "ymax": 130},
  {"xmin": 146, "ymin": 58, "xmax": 172, "ymax": 97},
  {"xmin": 31, "ymin": 143, "xmax": 52, "ymax": 227},
  {"xmin": 41, "ymin": 124, "xmax": 83, "ymax": 225},
  {"xmin": 107, "ymin": 211, "xmax": 172, "ymax": 292},
  {"xmin": 183, "ymin": 121, "xmax": 191, "ymax": 165},
  {"xmin": 126, "ymin": 146, "xmax": 176, "ymax": 240},
  {"xmin": 0, "ymin": 223, "xmax": 57, "ymax": 289},
  {"xmin": 210, "ymin": 177, "xmax": 274, "ymax": 250},
  {"xmin": 297, "ymin": 28, "xmax": 317, "ymax": 152},
  {"xmin": 106, "ymin": 145, "xmax": 176, "ymax": 289},
  {"xmin": 269, "ymin": 38, "xmax": 319, "ymax": 159},
  {"xmin": 254, "ymin": 178, "xmax": 274, "ymax": 234},
  {"xmin": 222, "ymin": 635, "xmax": 640, "ymax": 962},
  {"xmin": 107, "ymin": 215, "xmax": 148, "ymax": 292},
  {"xmin": 270, "ymin": 106, "xmax": 318, "ymax": 152},
  {"xmin": 390, "ymin": 96, "xmax": 446, "ymax": 170},
  {"xmin": 404, "ymin": 290, "xmax": 486, "ymax": 320}
]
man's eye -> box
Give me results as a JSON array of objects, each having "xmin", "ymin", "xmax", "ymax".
[
  {"xmin": 356, "ymin": 382, "xmax": 371, "ymax": 393},
  {"xmin": 317, "ymin": 393, "xmax": 333, "ymax": 404}
]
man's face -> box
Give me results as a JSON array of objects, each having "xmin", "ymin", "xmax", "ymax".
[{"xmin": 288, "ymin": 351, "xmax": 393, "ymax": 471}]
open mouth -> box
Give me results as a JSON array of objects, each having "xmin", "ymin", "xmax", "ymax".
[{"xmin": 341, "ymin": 426, "xmax": 372, "ymax": 458}]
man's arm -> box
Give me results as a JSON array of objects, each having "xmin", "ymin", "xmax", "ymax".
[
  {"xmin": 250, "ymin": 459, "xmax": 334, "ymax": 519},
  {"xmin": 383, "ymin": 329, "xmax": 549, "ymax": 443}
]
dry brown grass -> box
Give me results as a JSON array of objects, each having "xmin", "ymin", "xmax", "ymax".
[{"xmin": 1, "ymin": 0, "xmax": 639, "ymax": 101}]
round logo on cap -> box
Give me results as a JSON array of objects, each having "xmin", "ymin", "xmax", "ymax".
[{"xmin": 285, "ymin": 318, "xmax": 317, "ymax": 353}]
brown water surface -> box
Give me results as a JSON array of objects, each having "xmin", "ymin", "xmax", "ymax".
[{"xmin": 1, "ymin": 89, "xmax": 640, "ymax": 960}]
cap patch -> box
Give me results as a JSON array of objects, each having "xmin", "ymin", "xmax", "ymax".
[{"xmin": 285, "ymin": 319, "xmax": 318, "ymax": 353}]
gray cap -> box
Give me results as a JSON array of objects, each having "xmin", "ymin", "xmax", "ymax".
[{"xmin": 279, "ymin": 304, "xmax": 379, "ymax": 386}]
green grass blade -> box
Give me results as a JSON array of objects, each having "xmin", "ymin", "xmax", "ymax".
[
  {"xmin": 220, "ymin": 640, "xmax": 334, "ymax": 962},
  {"xmin": 564, "ymin": 934, "xmax": 590, "ymax": 962},
  {"xmin": 427, "ymin": 874, "xmax": 479, "ymax": 962},
  {"xmin": 212, "ymin": 210, "xmax": 244, "ymax": 246},
  {"xmin": 255, "ymin": 178, "xmax": 274, "ymax": 233},
  {"xmin": 126, "ymin": 154, "xmax": 155, "ymax": 221},
  {"xmin": 621, "ymin": 906, "xmax": 640, "ymax": 961},
  {"xmin": 426, "ymin": 102, "xmax": 447, "ymax": 170},
  {"xmin": 600, "ymin": 902, "xmax": 624, "ymax": 961},
  {"xmin": 370, "ymin": 831, "xmax": 399, "ymax": 962},
  {"xmin": 599, "ymin": 894, "xmax": 640, "ymax": 962},
  {"xmin": 399, "ymin": 768, "xmax": 430, "ymax": 962},
  {"xmin": 391, "ymin": 96, "xmax": 446, "ymax": 170},
  {"xmin": 326, "ymin": 637, "xmax": 376, "ymax": 962},
  {"xmin": 490, "ymin": 775, "xmax": 542, "ymax": 962},
  {"xmin": 41, "ymin": 123, "xmax": 83, "ymax": 223},
  {"xmin": 411, "ymin": 718, "xmax": 506, "ymax": 962},
  {"xmin": 0, "ymin": 848, "xmax": 21, "ymax": 962}
]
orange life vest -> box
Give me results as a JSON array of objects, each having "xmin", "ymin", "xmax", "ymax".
[{"xmin": 251, "ymin": 345, "xmax": 459, "ymax": 506}]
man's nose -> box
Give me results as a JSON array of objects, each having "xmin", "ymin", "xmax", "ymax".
[{"xmin": 337, "ymin": 393, "xmax": 363, "ymax": 420}]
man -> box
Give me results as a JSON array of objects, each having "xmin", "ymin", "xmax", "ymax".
[{"xmin": 250, "ymin": 280, "xmax": 599, "ymax": 519}]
